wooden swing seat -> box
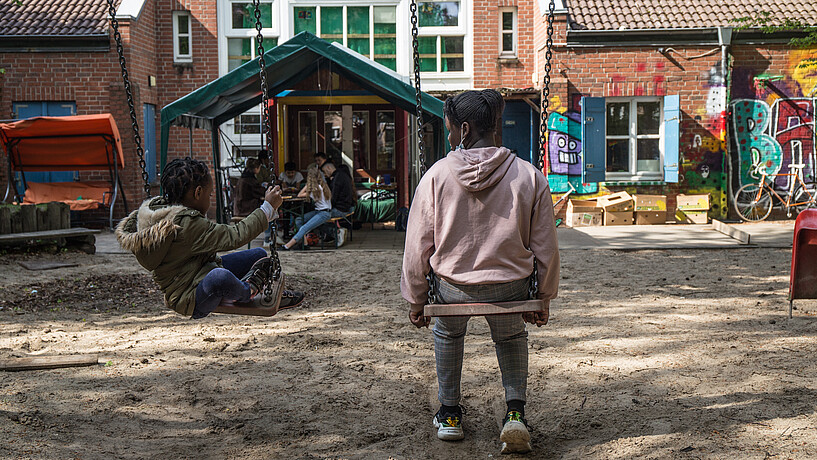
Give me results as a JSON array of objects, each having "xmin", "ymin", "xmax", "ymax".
[
  {"xmin": 423, "ymin": 299, "xmax": 546, "ymax": 317},
  {"xmin": 213, "ymin": 273, "xmax": 285, "ymax": 317}
]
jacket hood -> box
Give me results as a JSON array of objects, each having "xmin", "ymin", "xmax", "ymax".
[
  {"xmin": 445, "ymin": 146, "xmax": 515, "ymax": 192},
  {"xmin": 115, "ymin": 198, "xmax": 188, "ymax": 270}
]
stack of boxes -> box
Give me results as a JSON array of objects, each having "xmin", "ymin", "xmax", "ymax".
[
  {"xmin": 565, "ymin": 199, "xmax": 603, "ymax": 227},
  {"xmin": 596, "ymin": 192, "xmax": 634, "ymax": 226},
  {"xmin": 675, "ymin": 194, "xmax": 711, "ymax": 224}
]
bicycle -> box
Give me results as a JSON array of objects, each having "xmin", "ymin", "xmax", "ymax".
[{"xmin": 733, "ymin": 164, "xmax": 817, "ymax": 222}]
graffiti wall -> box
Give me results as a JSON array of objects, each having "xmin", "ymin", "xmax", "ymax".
[
  {"xmin": 546, "ymin": 110, "xmax": 598, "ymax": 194},
  {"xmin": 731, "ymin": 49, "xmax": 817, "ymax": 194}
]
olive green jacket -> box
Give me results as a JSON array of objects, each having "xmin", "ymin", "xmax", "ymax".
[{"xmin": 115, "ymin": 197, "xmax": 267, "ymax": 317}]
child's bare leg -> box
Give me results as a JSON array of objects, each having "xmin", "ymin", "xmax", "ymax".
[
  {"xmin": 432, "ymin": 316, "xmax": 470, "ymax": 406},
  {"xmin": 486, "ymin": 314, "xmax": 529, "ymax": 404}
]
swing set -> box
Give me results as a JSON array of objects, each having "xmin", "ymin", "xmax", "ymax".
[{"xmin": 105, "ymin": 0, "xmax": 557, "ymax": 318}]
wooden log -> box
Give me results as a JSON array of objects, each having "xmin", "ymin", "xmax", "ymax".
[
  {"xmin": 0, "ymin": 227, "xmax": 99, "ymax": 244},
  {"xmin": 59, "ymin": 202, "xmax": 70, "ymax": 229},
  {"xmin": 20, "ymin": 205, "xmax": 37, "ymax": 233},
  {"xmin": 36, "ymin": 204, "xmax": 48, "ymax": 232},
  {"xmin": 46, "ymin": 202, "xmax": 62, "ymax": 230},
  {"xmin": 423, "ymin": 299, "xmax": 546, "ymax": 317},
  {"xmin": 0, "ymin": 206, "xmax": 10, "ymax": 234},
  {"xmin": 10, "ymin": 206, "xmax": 22, "ymax": 233},
  {"xmin": 0, "ymin": 354, "xmax": 99, "ymax": 372}
]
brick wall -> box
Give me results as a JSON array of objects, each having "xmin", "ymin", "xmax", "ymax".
[{"xmin": 471, "ymin": 0, "xmax": 537, "ymax": 90}]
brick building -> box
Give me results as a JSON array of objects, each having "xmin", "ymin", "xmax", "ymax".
[{"xmin": 532, "ymin": 0, "xmax": 817, "ymax": 220}]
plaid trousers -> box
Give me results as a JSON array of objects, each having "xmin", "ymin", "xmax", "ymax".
[{"xmin": 432, "ymin": 276, "xmax": 529, "ymax": 406}]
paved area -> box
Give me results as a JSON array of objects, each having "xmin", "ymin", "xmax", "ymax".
[{"xmin": 93, "ymin": 220, "xmax": 795, "ymax": 255}]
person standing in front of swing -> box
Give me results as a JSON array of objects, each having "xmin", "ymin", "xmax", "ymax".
[{"xmin": 401, "ymin": 89, "xmax": 559, "ymax": 454}]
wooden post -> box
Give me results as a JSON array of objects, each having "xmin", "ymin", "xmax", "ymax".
[
  {"xmin": 36, "ymin": 204, "xmax": 48, "ymax": 232},
  {"xmin": 0, "ymin": 354, "xmax": 99, "ymax": 372},
  {"xmin": 20, "ymin": 205, "xmax": 36, "ymax": 233},
  {"xmin": 10, "ymin": 206, "xmax": 22, "ymax": 233},
  {"xmin": 46, "ymin": 202, "xmax": 61, "ymax": 230},
  {"xmin": 59, "ymin": 202, "xmax": 70, "ymax": 229},
  {"xmin": 0, "ymin": 206, "xmax": 10, "ymax": 234}
]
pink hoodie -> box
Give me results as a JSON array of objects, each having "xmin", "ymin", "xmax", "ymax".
[{"xmin": 401, "ymin": 146, "xmax": 560, "ymax": 308}]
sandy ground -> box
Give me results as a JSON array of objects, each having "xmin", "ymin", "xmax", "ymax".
[{"xmin": 2, "ymin": 242, "xmax": 817, "ymax": 459}]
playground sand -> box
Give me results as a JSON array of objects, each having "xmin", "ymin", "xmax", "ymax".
[{"xmin": 2, "ymin": 246, "xmax": 817, "ymax": 459}]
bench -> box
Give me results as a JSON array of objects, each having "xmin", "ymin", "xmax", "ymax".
[
  {"xmin": 0, "ymin": 227, "xmax": 100, "ymax": 253},
  {"xmin": 21, "ymin": 181, "xmax": 120, "ymax": 228},
  {"xmin": 321, "ymin": 212, "xmax": 354, "ymax": 248}
]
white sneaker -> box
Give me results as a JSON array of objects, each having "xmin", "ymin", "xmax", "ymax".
[
  {"xmin": 336, "ymin": 228, "xmax": 348, "ymax": 247},
  {"xmin": 500, "ymin": 411, "xmax": 532, "ymax": 454},
  {"xmin": 433, "ymin": 407, "xmax": 464, "ymax": 441}
]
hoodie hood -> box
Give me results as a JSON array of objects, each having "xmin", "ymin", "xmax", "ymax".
[
  {"xmin": 115, "ymin": 198, "xmax": 188, "ymax": 270},
  {"xmin": 445, "ymin": 146, "xmax": 515, "ymax": 192}
]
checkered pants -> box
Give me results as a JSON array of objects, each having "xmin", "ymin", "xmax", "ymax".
[{"xmin": 431, "ymin": 276, "xmax": 529, "ymax": 406}]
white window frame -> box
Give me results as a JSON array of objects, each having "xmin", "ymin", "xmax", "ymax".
[
  {"xmin": 225, "ymin": 0, "xmax": 279, "ymax": 36},
  {"xmin": 416, "ymin": 0, "xmax": 467, "ymax": 76},
  {"xmin": 499, "ymin": 7, "xmax": 516, "ymax": 57},
  {"xmin": 172, "ymin": 11, "xmax": 193, "ymax": 63},
  {"xmin": 605, "ymin": 97, "xmax": 665, "ymax": 181}
]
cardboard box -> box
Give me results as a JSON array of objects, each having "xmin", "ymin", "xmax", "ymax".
[
  {"xmin": 676, "ymin": 194, "xmax": 710, "ymax": 211},
  {"xmin": 634, "ymin": 195, "xmax": 667, "ymax": 212},
  {"xmin": 596, "ymin": 191, "xmax": 634, "ymax": 212},
  {"xmin": 566, "ymin": 199, "xmax": 603, "ymax": 227},
  {"xmin": 604, "ymin": 211, "xmax": 634, "ymax": 226},
  {"xmin": 676, "ymin": 209, "xmax": 709, "ymax": 224},
  {"xmin": 635, "ymin": 211, "xmax": 668, "ymax": 225}
]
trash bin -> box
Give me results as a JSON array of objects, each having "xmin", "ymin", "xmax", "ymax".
[{"xmin": 789, "ymin": 209, "xmax": 817, "ymax": 318}]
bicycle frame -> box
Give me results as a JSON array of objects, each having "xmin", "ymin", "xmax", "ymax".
[{"xmin": 753, "ymin": 172, "xmax": 816, "ymax": 210}]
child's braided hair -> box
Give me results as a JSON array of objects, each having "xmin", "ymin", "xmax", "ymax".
[
  {"xmin": 443, "ymin": 89, "xmax": 505, "ymax": 136},
  {"xmin": 160, "ymin": 157, "xmax": 211, "ymax": 204}
]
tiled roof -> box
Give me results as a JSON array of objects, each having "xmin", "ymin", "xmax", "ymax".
[
  {"xmin": 0, "ymin": 0, "xmax": 119, "ymax": 37},
  {"xmin": 569, "ymin": 0, "xmax": 817, "ymax": 31}
]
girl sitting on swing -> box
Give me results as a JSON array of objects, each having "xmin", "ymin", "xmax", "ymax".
[
  {"xmin": 116, "ymin": 157, "xmax": 304, "ymax": 319},
  {"xmin": 401, "ymin": 90, "xmax": 560, "ymax": 454}
]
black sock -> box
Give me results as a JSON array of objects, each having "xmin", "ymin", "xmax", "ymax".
[
  {"xmin": 507, "ymin": 399, "xmax": 525, "ymax": 415},
  {"xmin": 441, "ymin": 404, "xmax": 461, "ymax": 416}
]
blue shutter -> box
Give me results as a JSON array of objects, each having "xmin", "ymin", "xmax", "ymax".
[
  {"xmin": 662, "ymin": 94, "xmax": 680, "ymax": 183},
  {"xmin": 581, "ymin": 96, "xmax": 606, "ymax": 183}
]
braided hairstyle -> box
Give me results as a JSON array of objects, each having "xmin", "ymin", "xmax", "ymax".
[
  {"xmin": 160, "ymin": 157, "xmax": 211, "ymax": 204},
  {"xmin": 443, "ymin": 89, "xmax": 505, "ymax": 137}
]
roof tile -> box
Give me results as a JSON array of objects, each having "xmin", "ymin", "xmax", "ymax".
[{"xmin": 0, "ymin": 0, "xmax": 120, "ymax": 37}]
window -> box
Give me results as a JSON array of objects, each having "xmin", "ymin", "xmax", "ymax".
[
  {"xmin": 292, "ymin": 5, "xmax": 398, "ymax": 71},
  {"xmin": 233, "ymin": 114, "xmax": 261, "ymax": 134},
  {"xmin": 224, "ymin": 0, "xmax": 278, "ymax": 72},
  {"xmin": 417, "ymin": 0, "xmax": 465, "ymax": 73},
  {"xmin": 173, "ymin": 11, "xmax": 192, "ymax": 62},
  {"xmin": 376, "ymin": 111, "xmax": 396, "ymax": 170},
  {"xmin": 499, "ymin": 7, "xmax": 516, "ymax": 56},
  {"xmin": 581, "ymin": 95, "xmax": 679, "ymax": 184},
  {"xmin": 227, "ymin": 36, "xmax": 278, "ymax": 71},
  {"xmin": 605, "ymin": 98, "xmax": 662, "ymax": 178}
]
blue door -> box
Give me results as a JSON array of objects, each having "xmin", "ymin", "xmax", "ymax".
[
  {"xmin": 12, "ymin": 102, "xmax": 78, "ymax": 193},
  {"xmin": 143, "ymin": 104, "xmax": 157, "ymax": 182},
  {"xmin": 501, "ymin": 101, "xmax": 534, "ymax": 163}
]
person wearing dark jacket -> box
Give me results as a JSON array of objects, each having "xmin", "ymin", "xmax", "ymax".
[
  {"xmin": 320, "ymin": 161, "xmax": 356, "ymax": 213},
  {"xmin": 236, "ymin": 158, "xmax": 265, "ymax": 217}
]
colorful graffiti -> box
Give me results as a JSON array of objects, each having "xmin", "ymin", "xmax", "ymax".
[
  {"xmin": 546, "ymin": 111, "xmax": 598, "ymax": 194},
  {"xmin": 731, "ymin": 97, "xmax": 816, "ymax": 189}
]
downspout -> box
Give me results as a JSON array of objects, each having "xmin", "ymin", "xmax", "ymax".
[
  {"xmin": 718, "ymin": 27, "xmax": 733, "ymax": 217},
  {"xmin": 211, "ymin": 126, "xmax": 224, "ymax": 223}
]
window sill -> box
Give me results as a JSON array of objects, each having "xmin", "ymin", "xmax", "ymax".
[
  {"xmin": 173, "ymin": 61, "xmax": 194, "ymax": 69},
  {"xmin": 498, "ymin": 55, "xmax": 519, "ymax": 64},
  {"xmin": 601, "ymin": 180, "xmax": 666, "ymax": 186}
]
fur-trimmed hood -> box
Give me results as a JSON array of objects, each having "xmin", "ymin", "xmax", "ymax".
[{"xmin": 115, "ymin": 198, "xmax": 189, "ymax": 270}]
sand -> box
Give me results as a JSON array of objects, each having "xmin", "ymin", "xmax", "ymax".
[{"xmin": 2, "ymin": 244, "xmax": 817, "ymax": 459}]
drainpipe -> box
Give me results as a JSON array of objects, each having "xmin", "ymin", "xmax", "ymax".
[{"xmin": 718, "ymin": 26, "xmax": 733, "ymax": 215}]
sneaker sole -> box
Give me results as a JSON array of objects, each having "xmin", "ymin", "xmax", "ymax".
[
  {"xmin": 433, "ymin": 417, "xmax": 464, "ymax": 441},
  {"xmin": 278, "ymin": 296, "xmax": 304, "ymax": 311},
  {"xmin": 500, "ymin": 420, "xmax": 531, "ymax": 454}
]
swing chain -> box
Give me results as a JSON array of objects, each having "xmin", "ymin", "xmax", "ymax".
[
  {"xmin": 106, "ymin": 0, "xmax": 150, "ymax": 197},
  {"xmin": 410, "ymin": 0, "xmax": 425, "ymax": 176},
  {"xmin": 252, "ymin": 0, "xmax": 282, "ymax": 284},
  {"xmin": 528, "ymin": 257, "xmax": 539, "ymax": 300},
  {"xmin": 537, "ymin": 0, "xmax": 556, "ymax": 172}
]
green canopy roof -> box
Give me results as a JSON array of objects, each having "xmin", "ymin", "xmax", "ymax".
[{"xmin": 160, "ymin": 31, "xmax": 444, "ymax": 166}]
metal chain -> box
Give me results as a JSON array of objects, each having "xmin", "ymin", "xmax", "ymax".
[
  {"xmin": 537, "ymin": 0, "xmax": 556, "ymax": 171},
  {"xmin": 410, "ymin": 0, "xmax": 425, "ymax": 176},
  {"xmin": 426, "ymin": 271, "xmax": 438, "ymax": 305},
  {"xmin": 251, "ymin": 0, "xmax": 282, "ymax": 289},
  {"xmin": 106, "ymin": 0, "xmax": 150, "ymax": 197},
  {"xmin": 528, "ymin": 257, "xmax": 539, "ymax": 300}
]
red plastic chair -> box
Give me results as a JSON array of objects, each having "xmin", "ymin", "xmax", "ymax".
[{"xmin": 789, "ymin": 209, "xmax": 817, "ymax": 318}]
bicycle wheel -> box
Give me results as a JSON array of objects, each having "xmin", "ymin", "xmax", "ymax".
[
  {"xmin": 733, "ymin": 183, "xmax": 773, "ymax": 222},
  {"xmin": 793, "ymin": 187, "xmax": 816, "ymax": 215}
]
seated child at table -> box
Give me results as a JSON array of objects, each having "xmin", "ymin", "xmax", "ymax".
[{"xmin": 278, "ymin": 162, "xmax": 304, "ymax": 193}]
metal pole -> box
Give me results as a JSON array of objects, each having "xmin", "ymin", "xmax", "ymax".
[
  {"xmin": 189, "ymin": 125, "xmax": 194, "ymax": 156},
  {"xmin": 211, "ymin": 126, "xmax": 224, "ymax": 223}
]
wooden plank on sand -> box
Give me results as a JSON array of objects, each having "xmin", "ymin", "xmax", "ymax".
[
  {"xmin": 0, "ymin": 354, "xmax": 99, "ymax": 372},
  {"xmin": 712, "ymin": 219, "xmax": 751, "ymax": 245},
  {"xmin": 424, "ymin": 299, "xmax": 546, "ymax": 317}
]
